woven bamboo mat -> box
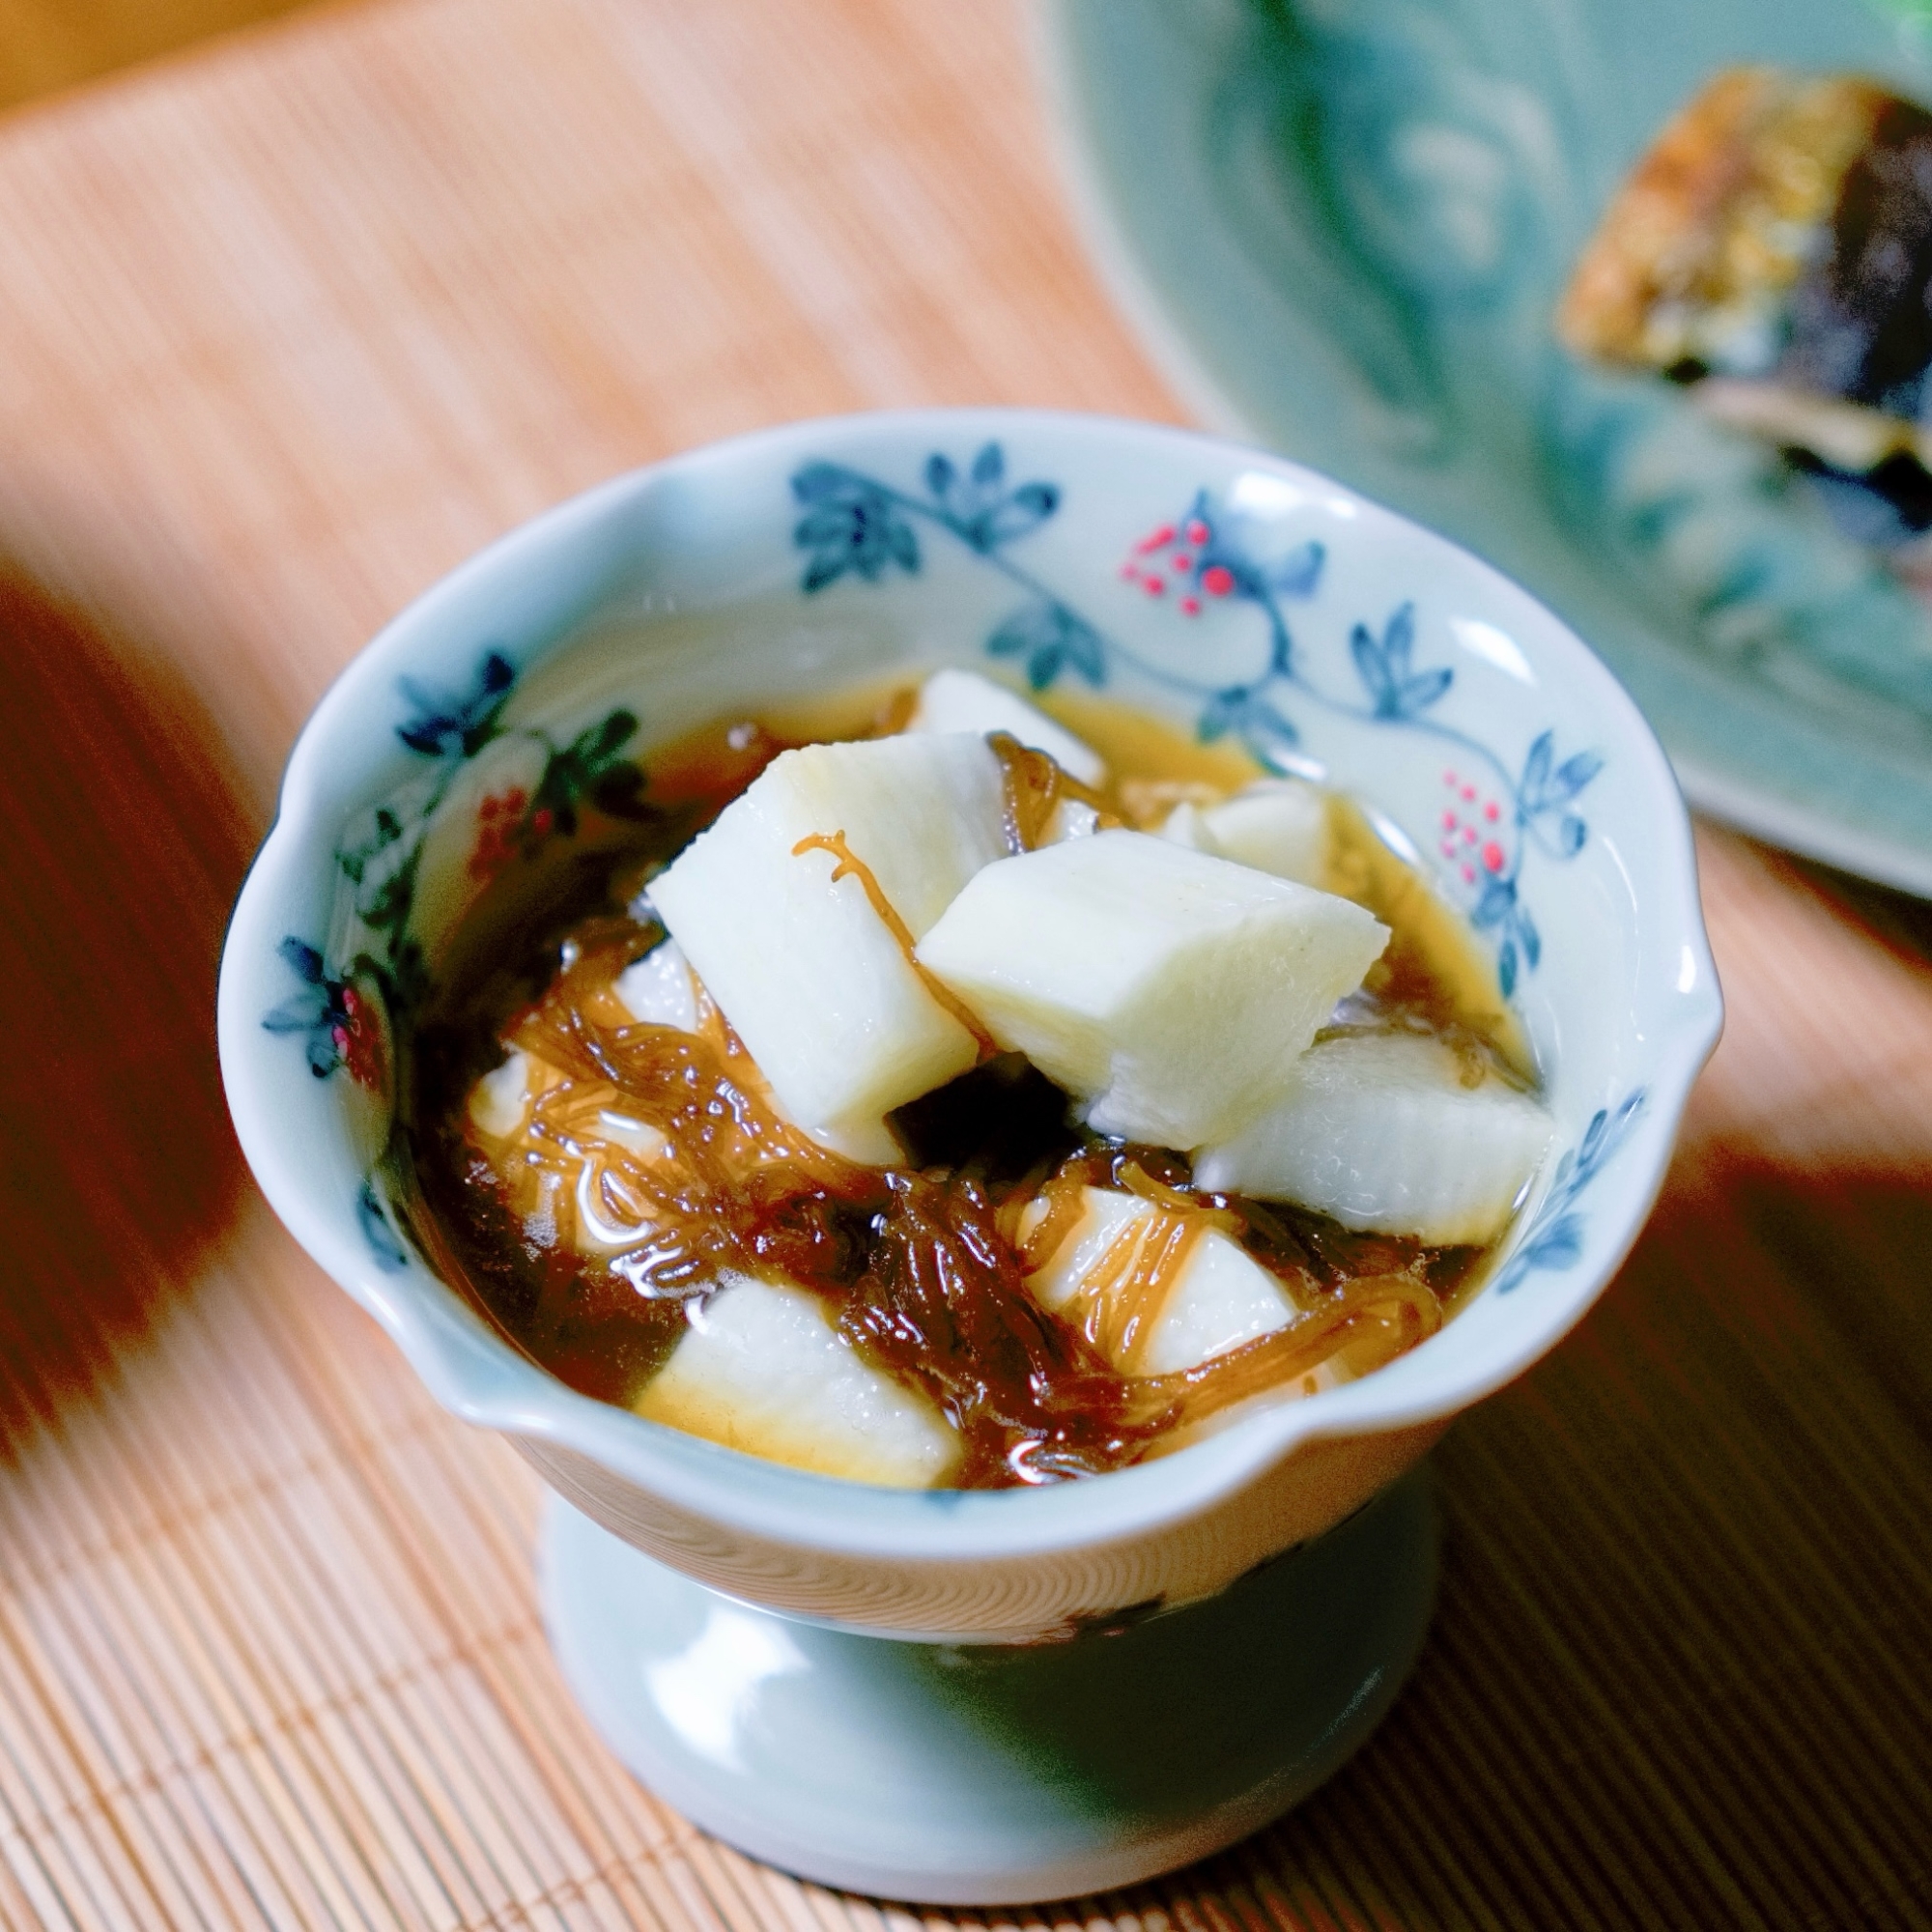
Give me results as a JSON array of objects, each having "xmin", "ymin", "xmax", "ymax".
[{"xmin": 0, "ymin": 1, "xmax": 1927, "ymax": 1925}]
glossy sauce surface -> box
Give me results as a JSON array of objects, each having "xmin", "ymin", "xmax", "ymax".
[{"xmin": 406, "ymin": 685, "xmax": 1523, "ymax": 1488}]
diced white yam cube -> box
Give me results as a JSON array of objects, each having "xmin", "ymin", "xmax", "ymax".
[
  {"xmin": 649, "ymin": 735, "xmax": 1009, "ymax": 1163},
  {"xmin": 1023, "ymin": 1185, "xmax": 1144, "ymax": 1313},
  {"xmin": 1043, "ymin": 797, "xmax": 1101, "ymax": 844},
  {"xmin": 1193, "ymin": 1031, "xmax": 1553, "ymax": 1244},
  {"xmin": 468, "ymin": 1049, "xmax": 536, "ymax": 1139},
  {"xmin": 1024, "ymin": 1186, "xmax": 1298, "ymax": 1375},
  {"xmin": 636, "ymin": 1275, "xmax": 959, "ymax": 1488},
  {"xmin": 906, "ymin": 667, "xmax": 1106, "ymax": 785},
  {"xmin": 916, "ymin": 832, "xmax": 1388, "ymax": 1149},
  {"xmin": 1145, "ymin": 1223, "xmax": 1300, "ymax": 1376},
  {"xmin": 613, "ymin": 938, "xmax": 699, "ymax": 1033},
  {"xmin": 1158, "ymin": 799, "xmax": 1220, "ymax": 856},
  {"xmin": 1203, "ymin": 781, "xmax": 1329, "ymax": 886},
  {"xmin": 1160, "ymin": 781, "xmax": 1328, "ymax": 887}
]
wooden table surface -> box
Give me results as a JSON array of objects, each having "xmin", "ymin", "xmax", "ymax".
[{"xmin": 0, "ymin": 2, "xmax": 1927, "ymax": 1926}]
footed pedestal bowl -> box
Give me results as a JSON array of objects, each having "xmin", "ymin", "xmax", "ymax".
[{"xmin": 218, "ymin": 409, "xmax": 1721, "ymax": 1902}]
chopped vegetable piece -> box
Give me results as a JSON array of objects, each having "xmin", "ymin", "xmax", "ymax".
[
  {"xmin": 907, "ymin": 666, "xmax": 1106, "ymax": 784},
  {"xmin": 1161, "ymin": 779, "xmax": 1328, "ymax": 886},
  {"xmin": 1024, "ymin": 1186, "xmax": 1300, "ymax": 1376},
  {"xmin": 650, "ymin": 735, "xmax": 1009, "ymax": 1161},
  {"xmin": 917, "ymin": 831, "xmax": 1388, "ymax": 1149},
  {"xmin": 612, "ymin": 936, "xmax": 699, "ymax": 1033},
  {"xmin": 1194, "ymin": 1031, "xmax": 1552, "ymax": 1244},
  {"xmin": 637, "ymin": 1274, "xmax": 961, "ymax": 1487}
]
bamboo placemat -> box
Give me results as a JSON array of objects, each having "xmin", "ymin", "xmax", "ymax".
[{"xmin": 0, "ymin": 2, "xmax": 1927, "ymax": 1925}]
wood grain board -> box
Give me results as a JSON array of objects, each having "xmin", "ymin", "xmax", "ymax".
[{"xmin": 0, "ymin": 1, "xmax": 1926, "ymax": 1925}]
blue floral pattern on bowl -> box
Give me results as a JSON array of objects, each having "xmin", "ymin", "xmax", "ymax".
[
  {"xmin": 262, "ymin": 649, "xmax": 651, "ymax": 1268},
  {"xmin": 793, "ymin": 441, "xmax": 1603, "ymax": 1001},
  {"xmin": 262, "ymin": 937, "xmax": 385, "ymax": 1087},
  {"xmin": 325, "ymin": 653, "xmax": 648, "ymax": 1019},
  {"xmin": 1493, "ymin": 1090, "xmax": 1645, "ymax": 1293}
]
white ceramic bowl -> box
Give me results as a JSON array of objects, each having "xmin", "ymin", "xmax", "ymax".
[{"xmin": 217, "ymin": 409, "xmax": 1721, "ymax": 1645}]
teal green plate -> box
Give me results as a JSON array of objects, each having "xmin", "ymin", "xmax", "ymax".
[{"xmin": 1042, "ymin": 0, "xmax": 1932, "ymax": 894}]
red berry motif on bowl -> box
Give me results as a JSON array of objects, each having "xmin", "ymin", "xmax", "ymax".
[
  {"xmin": 1114, "ymin": 503, "xmax": 1321, "ymax": 647},
  {"xmin": 469, "ymin": 785, "xmax": 529, "ymax": 881},
  {"xmin": 1118, "ymin": 516, "xmax": 1236, "ymax": 619},
  {"xmin": 263, "ymin": 939, "xmax": 385, "ymax": 1092},
  {"xmin": 464, "ymin": 716, "xmax": 642, "ymax": 884},
  {"xmin": 332, "ymin": 985, "xmax": 386, "ymax": 1093},
  {"xmin": 1438, "ymin": 771, "xmax": 1508, "ymax": 886}
]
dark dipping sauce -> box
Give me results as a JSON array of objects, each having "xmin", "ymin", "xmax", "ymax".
[{"xmin": 405, "ymin": 688, "xmax": 1524, "ymax": 1490}]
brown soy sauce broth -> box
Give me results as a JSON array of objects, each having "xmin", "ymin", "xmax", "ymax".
[{"xmin": 404, "ymin": 680, "xmax": 1535, "ymax": 1487}]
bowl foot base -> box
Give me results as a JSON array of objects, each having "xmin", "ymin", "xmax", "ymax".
[{"xmin": 539, "ymin": 1468, "xmax": 1436, "ymax": 1905}]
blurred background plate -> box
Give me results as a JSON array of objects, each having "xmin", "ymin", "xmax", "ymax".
[{"xmin": 1042, "ymin": 0, "xmax": 1932, "ymax": 895}]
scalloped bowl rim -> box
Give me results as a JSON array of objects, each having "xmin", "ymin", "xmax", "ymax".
[{"xmin": 217, "ymin": 406, "xmax": 1722, "ymax": 1568}]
